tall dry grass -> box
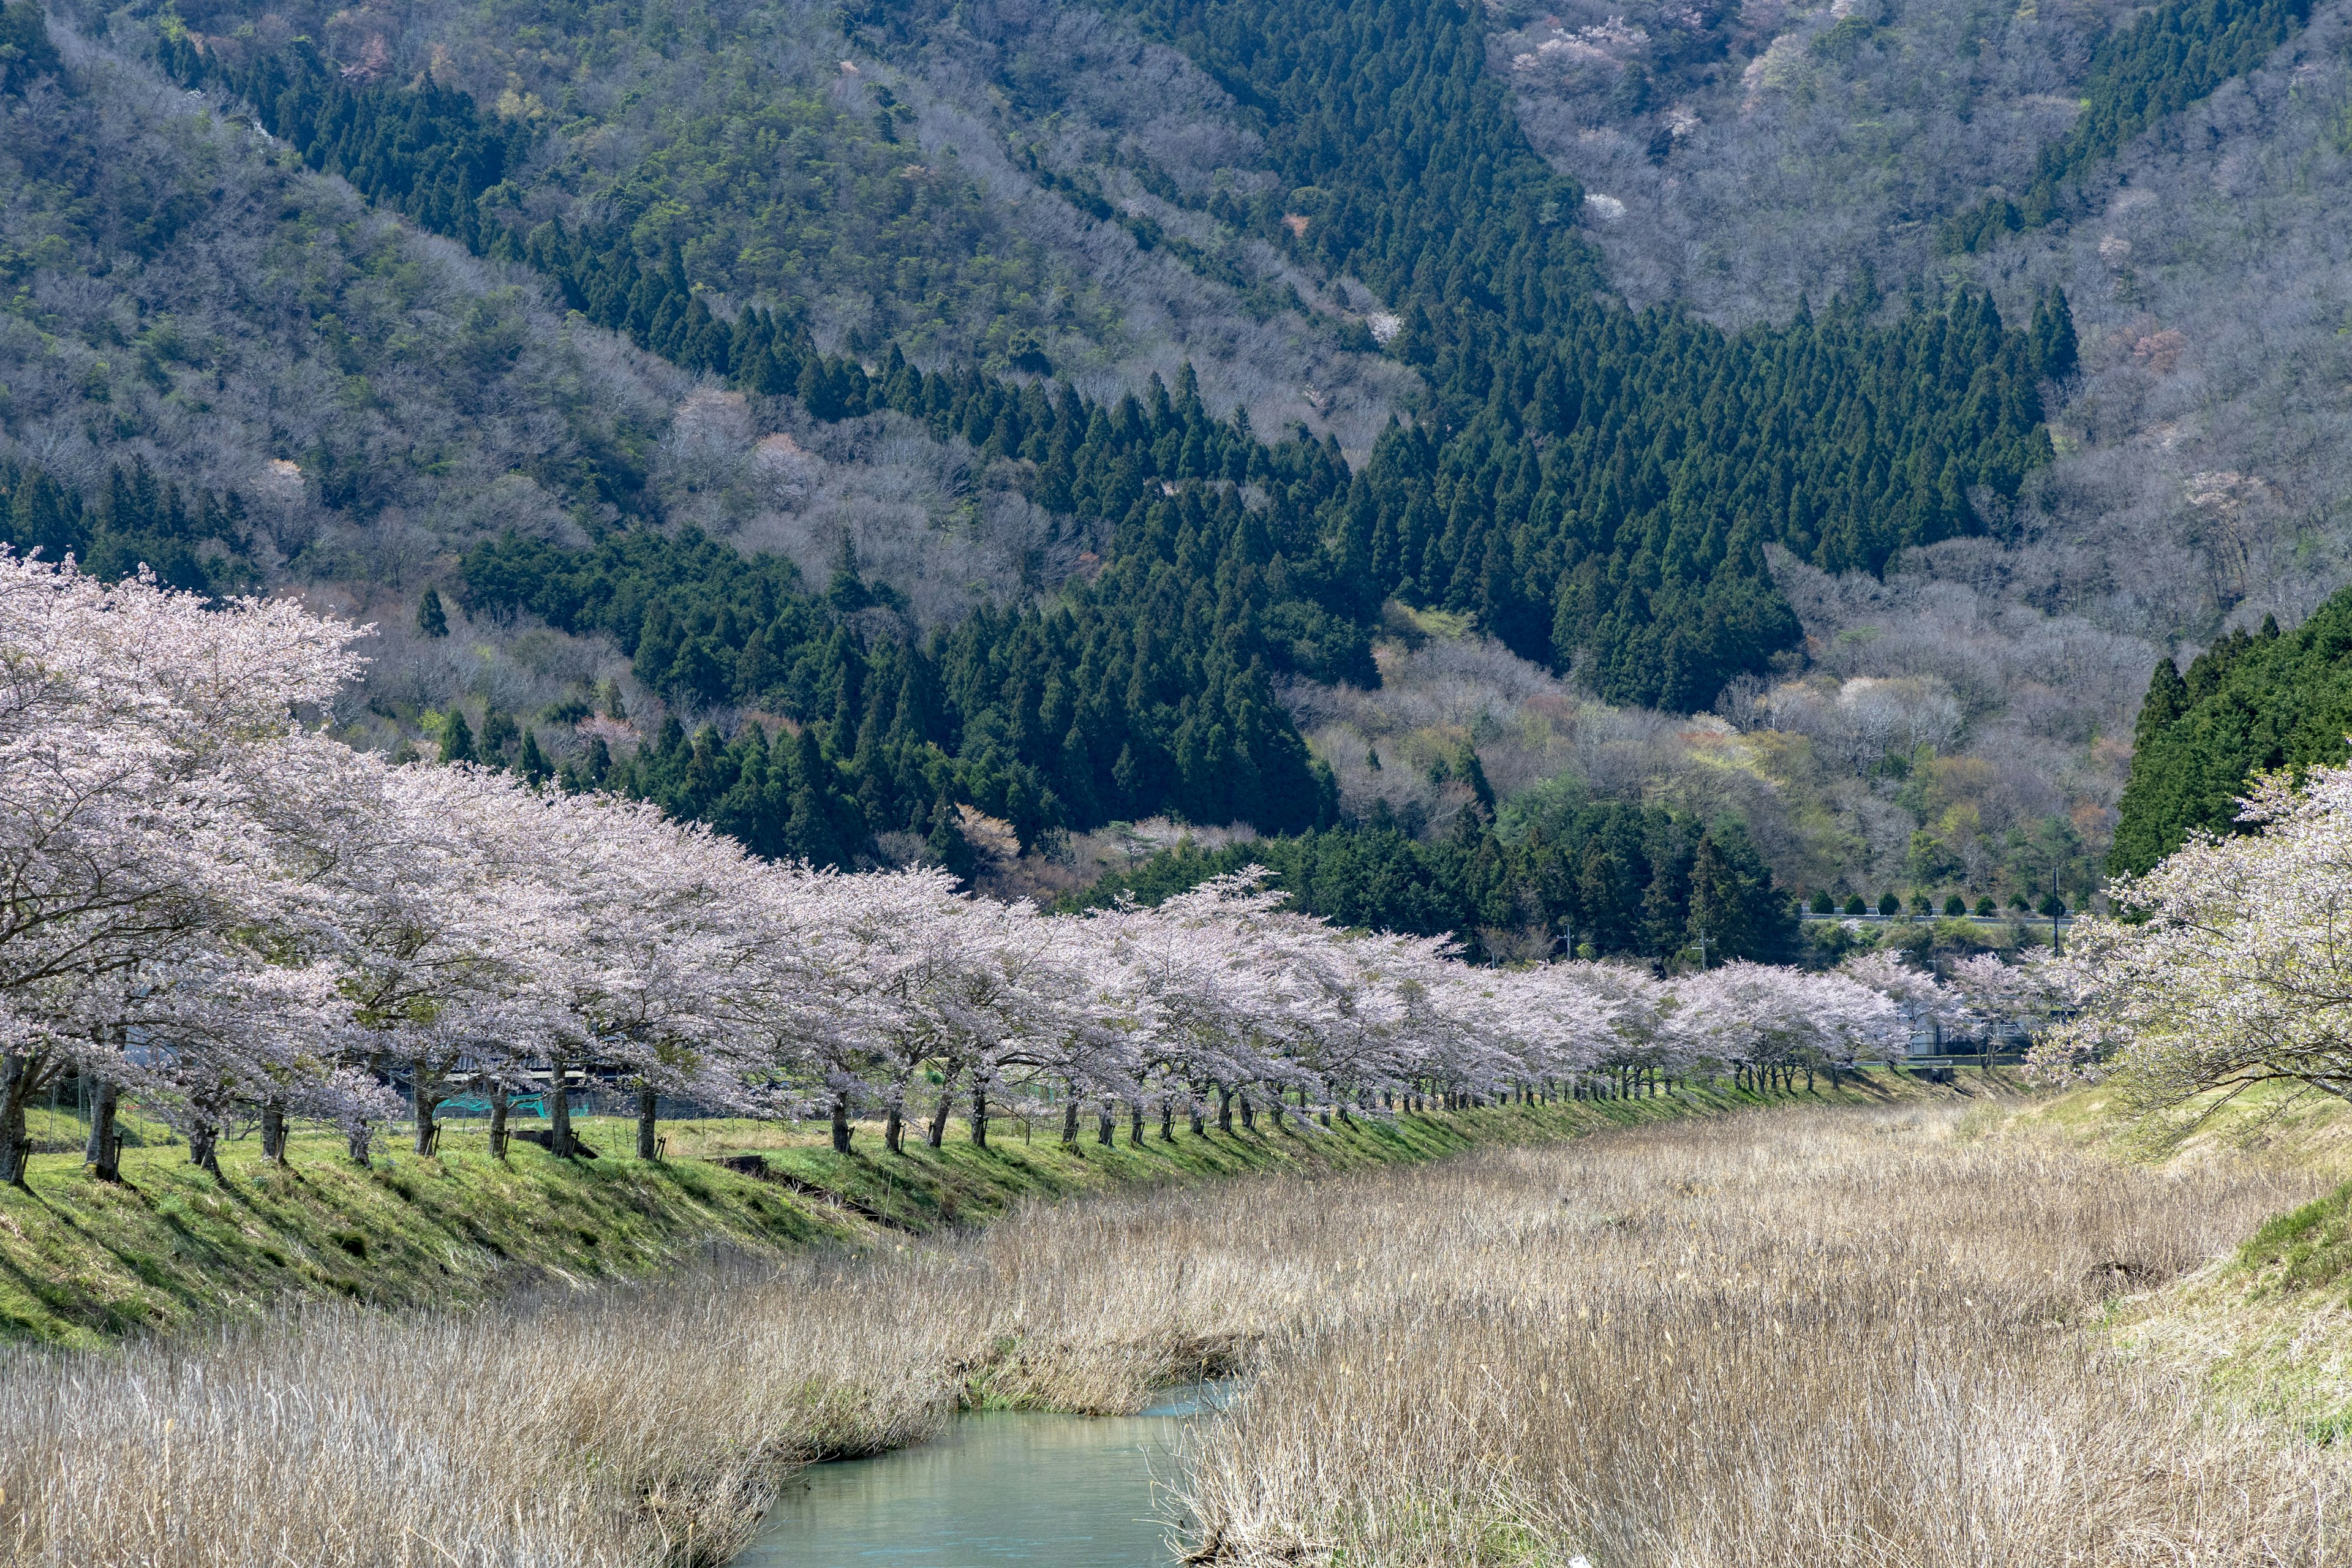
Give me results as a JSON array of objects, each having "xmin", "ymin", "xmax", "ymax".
[
  {"xmin": 3, "ymin": 1104, "xmax": 2342, "ymax": 1566},
  {"xmin": 1179, "ymin": 1107, "xmax": 2349, "ymax": 1566},
  {"xmin": 0, "ymin": 1189, "xmax": 1287, "ymax": 1564},
  {"xmin": 0, "ymin": 1252, "xmax": 956, "ymax": 1567}
]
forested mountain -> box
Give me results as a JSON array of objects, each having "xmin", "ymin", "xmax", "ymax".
[
  {"xmin": 2, "ymin": 0, "xmax": 2340, "ymax": 944},
  {"xmin": 1512, "ymin": 0, "xmax": 2352, "ymax": 903}
]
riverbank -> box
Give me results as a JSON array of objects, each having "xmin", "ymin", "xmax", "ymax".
[
  {"xmin": 0, "ymin": 1069, "xmax": 1964, "ymax": 1348},
  {"xmin": 10, "ymin": 1089, "xmax": 2324, "ymax": 1568},
  {"xmin": 2013, "ymin": 1082, "xmax": 2352, "ymax": 1445}
]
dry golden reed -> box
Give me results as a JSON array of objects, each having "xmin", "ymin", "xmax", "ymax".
[
  {"xmin": 2, "ymin": 1104, "xmax": 2342, "ymax": 1566},
  {"xmin": 1179, "ymin": 1107, "xmax": 2350, "ymax": 1566}
]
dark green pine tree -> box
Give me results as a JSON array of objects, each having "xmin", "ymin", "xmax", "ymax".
[
  {"xmin": 924, "ymin": 793, "xmax": 978, "ymax": 885},
  {"xmin": 1696, "ymin": 826, "xmax": 1798, "ymax": 962},
  {"xmin": 2132, "ymin": 657, "xmax": 2190, "ymax": 749},
  {"xmin": 1686, "ymin": 833, "xmax": 1740, "ymax": 963},
  {"xmin": 416, "ymin": 587, "xmax": 450, "ymax": 639},
  {"xmin": 439, "ymin": 709, "xmax": 476, "ymax": 765},
  {"xmin": 2030, "ymin": 288, "xmax": 2079, "ymax": 382},
  {"xmin": 515, "ymin": 728, "xmax": 551, "ymax": 786},
  {"xmin": 1454, "ymin": 745, "xmax": 1497, "ymax": 818}
]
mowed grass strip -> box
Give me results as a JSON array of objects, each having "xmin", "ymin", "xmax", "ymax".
[{"xmin": 0, "ymin": 1070, "xmax": 1930, "ymax": 1346}]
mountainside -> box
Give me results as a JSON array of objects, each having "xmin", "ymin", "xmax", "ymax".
[{"xmin": 4, "ymin": 0, "xmax": 2346, "ymax": 927}]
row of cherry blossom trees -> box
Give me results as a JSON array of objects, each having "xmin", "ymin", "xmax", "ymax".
[{"xmin": 0, "ymin": 557, "xmax": 2003, "ymax": 1181}]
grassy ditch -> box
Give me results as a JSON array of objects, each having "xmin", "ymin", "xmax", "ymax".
[{"xmin": 0, "ymin": 1069, "xmax": 1950, "ymax": 1348}]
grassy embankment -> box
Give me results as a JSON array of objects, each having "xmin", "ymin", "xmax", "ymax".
[
  {"xmin": 2018, "ymin": 1082, "xmax": 2352, "ymax": 1443},
  {"xmin": 0, "ymin": 1068, "xmax": 1959, "ymax": 1347}
]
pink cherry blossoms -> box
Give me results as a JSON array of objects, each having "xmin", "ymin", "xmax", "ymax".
[
  {"xmin": 0, "ymin": 554, "xmax": 1935, "ymax": 1181},
  {"xmin": 2043, "ymin": 756, "xmax": 2352, "ymax": 1114}
]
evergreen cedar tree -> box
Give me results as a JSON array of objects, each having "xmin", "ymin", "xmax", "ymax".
[
  {"xmin": 97, "ymin": 0, "xmax": 2289, "ymax": 888},
  {"xmin": 438, "ymin": 709, "xmax": 476, "ymax": 766},
  {"xmin": 0, "ymin": 0, "xmax": 58, "ymax": 95},
  {"xmin": 415, "ymin": 588, "xmax": 449, "ymax": 639},
  {"xmin": 2111, "ymin": 595, "xmax": 2352, "ymax": 877}
]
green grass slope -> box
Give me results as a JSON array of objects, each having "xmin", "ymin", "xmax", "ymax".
[{"xmin": 0, "ymin": 1071, "xmax": 1950, "ymax": 1348}]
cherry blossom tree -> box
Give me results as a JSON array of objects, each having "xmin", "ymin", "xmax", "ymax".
[
  {"xmin": 1673, "ymin": 963, "xmax": 1904, "ymax": 1092},
  {"xmin": 0, "ymin": 549, "xmax": 1967, "ymax": 1179},
  {"xmin": 0, "ymin": 556, "xmax": 363, "ymax": 1182},
  {"xmin": 2046, "ymin": 761, "xmax": 2352, "ymax": 1115}
]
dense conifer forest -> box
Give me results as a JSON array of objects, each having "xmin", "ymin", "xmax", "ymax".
[
  {"xmin": 2109, "ymin": 589, "xmax": 2352, "ymax": 876},
  {"xmin": 2, "ymin": 0, "xmax": 2343, "ymax": 923},
  {"xmin": 1065, "ymin": 786, "xmax": 1797, "ymax": 965}
]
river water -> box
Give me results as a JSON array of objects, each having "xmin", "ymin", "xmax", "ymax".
[{"xmin": 736, "ymin": 1385, "xmax": 1230, "ymax": 1567}]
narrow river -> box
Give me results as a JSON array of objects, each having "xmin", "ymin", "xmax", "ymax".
[{"xmin": 736, "ymin": 1384, "xmax": 1231, "ymax": 1566}]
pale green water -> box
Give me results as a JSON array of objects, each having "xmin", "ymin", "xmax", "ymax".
[{"xmin": 736, "ymin": 1386, "xmax": 1229, "ymax": 1568}]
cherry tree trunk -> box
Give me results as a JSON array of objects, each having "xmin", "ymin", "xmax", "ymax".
[
  {"xmin": 1129, "ymin": 1100, "xmax": 1144, "ymax": 1145},
  {"xmin": 0, "ymin": 1050, "xmax": 42, "ymax": 1188},
  {"xmin": 86, "ymin": 1079, "xmax": 121, "ymax": 1180},
  {"xmin": 1098, "ymin": 1102, "xmax": 1115, "ymax": 1145},
  {"xmin": 489, "ymin": 1085, "xmax": 511, "ymax": 1161},
  {"xmin": 352, "ymin": 1048, "xmax": 385, "ymax": 1162},
  {"xmin": 970, "ymin": 1083, "xmax": 988, "ymax": 1148},
  {"xmin": 1061, "ymin": 1098, "xmax": 1079, "ymax": 1146},
  {"xmin": 549, "ymin": 1063, "xmax": 576, "ymax": 1159},
  {"xmin": 831, "ymin": 1091, "xmax": 853, "ymax": 1155},
  {"xmin": 412, "ymin": 1060, "xmax": 439, "ymax": 1156},
  {"xmin": 641, "ymin": 1087, "xmax": 663, "ymax": 1159},
  {"xmin": 927, "ymin": 1089, "xmax": 953, "ymax": 1148},
  {"xmin": 260, "ymin": 1098, "xmax": 288, "ymax": 1163},
  {"xmin": 1238, "ymin": 1093, "xmax": 1254, "ymax": 1131},
  {"xmin": 885, "ymin": 1102, "xmax": 905, "ymax": 1155},
  {"xmin": 1159, "ymin": 1099, "xmax": 1174, "ymax": 1141},
  {"xmin": 1189, "ymin": 1097, "xmax": 1205, "ymax": 1136},
  {"xmin": 189, "ymin": 1119, "xmax": 222, "ymax": 1178},
  {"xmin": 1216, "ymin": 1088, "xmax": 1232, "ymax": 1134}
]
